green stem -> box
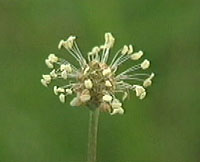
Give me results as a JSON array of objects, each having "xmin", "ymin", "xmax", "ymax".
[{"xmin": 87, "ymin": 108, "xmax": 100, "ymax": 162}]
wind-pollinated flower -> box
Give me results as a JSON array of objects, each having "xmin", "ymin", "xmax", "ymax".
[{"xmin": 41, "ymin": 32, "xmax": 155, "ymax": 115}]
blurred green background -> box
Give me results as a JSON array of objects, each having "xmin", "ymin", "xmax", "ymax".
[{"xmin": 0, "ymin": 0, "xmax": 199, "ymax": 162}]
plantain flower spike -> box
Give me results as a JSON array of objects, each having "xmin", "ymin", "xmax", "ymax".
[{"xmin": 41, "ymin": 33, "xmax": 155, "ymax": 115}]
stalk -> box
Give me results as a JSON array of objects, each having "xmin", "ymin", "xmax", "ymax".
[{"xmin": 87, "ymin": 108, "xmax": 100, "ymax": 162}]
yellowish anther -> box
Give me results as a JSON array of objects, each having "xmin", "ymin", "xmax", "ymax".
[
  {"xmin": 111, "ymin": 99, "xmax": 122, "ymax": 109},
  {"xmin": 42, "ymin": 75, "xmax": 51, "ymax": 82},
  {"xmin": 143, "ymin": 79, "xmax": 152, "ymax": 87},
  {"xmin": 131, "ymin": 51, "xmax": 143, "ymax": 60},
  {"xmin": 128, "ymin": 45, "xmax": 133, "ymax": 54},
  {"xmin": 143, "ymin": 73, "xmax": 154, "ymax": 87},
  {"xmin": 139, "ymin": 91, "xmax": 146, "ymax": 100},
  {"xmin": 57, "ymin": 88, "xmax": 65, "ymax": 93},
  {"xmin": 102, "ymin": 67, "xmax": 111, "ymax": 76},
  {"xmin": 135, "ymin": 85, "xmax": 145, "ymax": 97},
  {"xmin": 105, "ymin": 80, "xmax": 112, "ymax": 87},
  {"xmin": 83, "ymin": 66, "xmax": 90, "ymax": 75},
  {"xmin": 92, "ymin": 46, "xmax": 100, "ymax": 53},
  {"xmin": 66, "ymin": 89, "xmax": 73, "ymax": 95},
  {"xmin": 60, "ymin": 36, "xmax": 76, "ymax": 50},
  {"xmin": 50, "ymin": 69, "xmax": 57, "ymax": 78},
  {"xmin": 61, "ymin": 71, "xmax": 68, "ymax": 79},
  {"xmin": 58, "ymin": 40, "xmax": 64, "ymax": 49},
  {"xmin": 104, "ymin": 33, "xmax": 115, "ymax": 48},
  {"xmin": 141, "ymin": 59, "xmax": 150, "ymax": 69},
  {"xmin": 48, "ymin": 54, "xmax": 58, "ymax": 63},
  {"xmin": 60, "ymin": 64, "xmax": 72, "ymax": 73},
  {"xmin": 84, "ymin": 79, "xmax": 93, "ymax": 89},
  {"xmin": 102, "ymin": 94, "xmax": 112, "ymax": 102},
  {"xmin": 41, "ymin": 79, "xmax": 48, "ymax": 87},
  {"xmin": 53, "ymin": 86, "xmax": 58, "ymax": 95},
  {"xmin": 59, "ymin": 94, "xmax": 65, "ymax": 103},
  {"xmin": 121, "ymin": 45, "xmax": 129, "ymax": 55},
  {"xmin": 110, "ymin": 107, "xmax": 124, "ymax": 115},
  {"xmin": 45, "ymin": 59, "xmax": 54, "ymax": 68}
]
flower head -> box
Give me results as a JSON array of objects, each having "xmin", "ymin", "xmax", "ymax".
[{"xmin": 41, "ymin": 33, "xmax": 155, "ymax": 115}]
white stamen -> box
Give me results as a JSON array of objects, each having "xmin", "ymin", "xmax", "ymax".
[
  {"xmin": 139, "ymin": 92, "xmax": 146, "ymax": 100},
  {"xmin": 128, "ymin": 45, "xmax": 133, "ymax": 54},
  {"xmin": 50, "ymin": 69, "xmax": 57, "ymax": 78},
  {"xmin": 66, "ymin": 89, "xmax": 73, "ymax": 95},
  {"xmin": 111, "ymin": 99, "xmax": 122, "ymax": 109},
  {"xmin": 102, "ymin": 67, "xmax": 111, "ymax": 76},
  {"xmin": 102, "ymin": 94, "xmax": 112, "ymax": 102},
  {"xmin": 41, "ymin": 79, "xmax": 48, "ymax": 87},
  {"xmin": 143, "ymin": 79, "xmax": 152, "ymax": 87},
  {"xmin": 135, "ymin": 85, "xmax": 145, "ymax": 97},
  {"xmin": 42, "ymin": 75, "xmax": 51, "ymax": 82},
  {"xmin": 121, "ymin": 45, "xmax": 129, "ymax": 55},
  {"xmin": 84, "ymin": 79, "xmax": 93, "ymax": 89},
  {"xmin": 84, "ymin": 66, "xmax": 90, "ymax": 75},
  {"xmin": 48, "ymin": 54, "xmax": 58, "ymax": 63},
  {"xmin": 105, "ymin": 80, "xmax": 112, "ymax": 87},
  {"xmin": 141, "ymin": 59, "xmax": 150, "ymax": 69},
  {"xmin": 104, "ymin": 33, "xmax": 115, "ymax": 48},
  {"xmin": 53, "ymin": 86, "xmax": 58, "ymax": 95},
  {"xmin": 58, "ymin": 40, "xmax": 64, "ymax": 49},
  {"xmin": 45, "ymin": 59, "xmax": 54, "ymax": 68},
  {"xmin": 60, "ymin": 64, "xmax": 72, "ymax": 73},
  {"xmin": 61, "ymin": 71, "xmax": 68, "ymax": 79},
  {"xmin": 59, "ymin": 94, "xmax": 65, "ymax": 103},
  {"xmin": 110, "ymin": 107, "xmax": 124, "ymax": 115},
  {"xmin": 131, "ymin": 51, "xmax": 143, "ymax": 60},
  {"xmin": 63, "ymin": 36, "xmax": 76, "ymax": 49}
]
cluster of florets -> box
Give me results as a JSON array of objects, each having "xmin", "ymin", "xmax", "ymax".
[{"xmin": 41, "ymin": 33, "xmax": 155, "ymax": 115}]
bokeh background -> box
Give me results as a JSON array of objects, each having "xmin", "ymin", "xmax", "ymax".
[{"xmin": 0, "ymin": 0, "xmax": 199, "ymax": 162}]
